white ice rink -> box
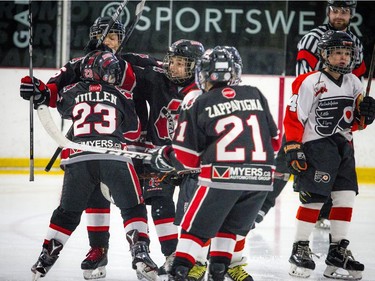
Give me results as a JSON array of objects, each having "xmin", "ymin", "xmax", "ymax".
[{"xmin": 0, "ymin": 174, "xmax": 374, "ymax": 281}]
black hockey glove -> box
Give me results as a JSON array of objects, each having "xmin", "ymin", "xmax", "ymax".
[
  {"xmin": 159, "ymin": 171, "xmax": 185, "ymax": 186},
  {"xmin": 284, "ymin": 141, "xmax": 307, "ymax": 175},
  {"xmin": 359, "ymin": 96, "xmax": 375, "ymax": 125},
  {"xmin": 83, "ymin": 39, "xmax": 114, "ymax": 54},
  {"xmin": 20, "ymin": 76, "xmax": 50, "ymax": 109},
  {"xmin": 149, "ymin": 145, "xmax": 175, "ymax": 173}
]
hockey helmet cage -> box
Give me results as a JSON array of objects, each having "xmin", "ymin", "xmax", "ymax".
[
  {"xmin": 90, "ymin": 17, "xmax": 125, "ymax": 43},
  {"xmin": 163, "ymin": 39, "xmax": 205, "ymax": 85},
  {"xmin": 317, "ymin": 30, "xmax": 357, "ymax": 74},
  {"xmin": 327, "ymin": 1, "xmax": 357, "ymax": 16},
  {"xmin": 196, "ymin": 47, "xmax": 234, "ymax": 91},
  {"xmin": 80, "ymin": 50, "xmax": 122, "ymax": 84},
  {"xmin": 222, "ymin": 46, "xmax": 243, "ymax": 86}
]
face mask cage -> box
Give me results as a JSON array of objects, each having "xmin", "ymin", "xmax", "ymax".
[
  {"xmin": 323, "ymin": 46, "xmax": 357, "ymax": 74},
  {"xmin": 89, "ymin": 23, "xmax": 125, "ymax": 44},
  {"xmin": 163, "ymin": 54, "xmax": 195, "ymax": 85}
]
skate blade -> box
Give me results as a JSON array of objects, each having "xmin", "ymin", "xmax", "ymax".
[
  {"xmin": 324, "ymin": 265, "xmax": 363, "ymax": 280},
  {"xmin": 83, "ymin": 266, "xmax": 107, "ymax": 280},
  {"xmin": 32, "ymin": 271, "xmax": 43, "ymax": 281},
  {"xmin": 289, "ymin": 264, "xmax": 313, "ymax": 278},
  {"xmin": 136, "ymin": 262, "xmax": 159, "ymax": 281}
]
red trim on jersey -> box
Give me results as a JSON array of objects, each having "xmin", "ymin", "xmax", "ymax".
[
  {"xmin": 329, "ymin": 207, "xmax": 353, "ymax": 222},
  {"xmin": 296, "ymin": 206, "xmax": 320, "ymax": 223},
  {"xmin": 85, "ymin": 208, "xmax": 110, "ymax": 214},
  {"xmin": 47, "ymin": 83, "xmax": 58, "ymax": 108},
  {"xmin": 173, "ymin": 147, "xmax": 200, "ymax": 169},
  {"xmin": 352, "ymin": 61, "xmax": 366, "ymax": 78},
  {"xmin": 128, "ymin": 163, "xmax": 143, "ymax": 203},
  {"xmin": 296, "ymin": 50, "xmax": 319, "ymax": 70},
  {"xmin": 284, "ymin": 72, "xmax": 317, "ymax": 143},
  {"xmin": 49, "ymin": 223, "xmax": 73, "ymax": 236},
  {"xmin": 181, "ymin": 186, "xmax": 208, "ymax": 231},
  {"xmin": 123, "ymin": 120, "xmax": 141, "ymax": 141},
  {"xmin": 120, "ymin": 62, "xmax": 136, "ymax": 92}
]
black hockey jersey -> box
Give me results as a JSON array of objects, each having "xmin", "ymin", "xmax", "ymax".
[
  {"xmin": 172, "ymin": 85, "xmax": 279, "ymax": 191},
  {"xmin": 58, "ymin": 81, "xmax": 141, "ymax": 164}
]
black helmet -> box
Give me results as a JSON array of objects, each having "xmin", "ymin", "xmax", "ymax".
[
  {"xmin": 80, "ymin": 50, "xmax": 121, "ymax": 84},
  {"xmin": 90, "ymin": 17, "xmax": 125, "ymax": 42},
  {"xmin": 317, "ymin": 30, "xmax": 356, "ymax": 74},
  {"xmin": 327, "ymin": 1, "xmax": 357, "ymax": 15},
  {"xmin": 196, "ymin": 47, "xmax": 234, "ymax": 91},
  {"xmin": 163, "ymin": 39, "xmax": 205, "ymax": 85},
  {"xmin": 221, "ymin": 46, "xmax": 243, "ymax": 86}
]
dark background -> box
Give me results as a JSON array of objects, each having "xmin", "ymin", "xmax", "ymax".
[{"xmin": 1, "ymin": 1, "xmax": 374, "ymax": 77}]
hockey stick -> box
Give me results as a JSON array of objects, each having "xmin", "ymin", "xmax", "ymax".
[
  {"xmin": 44, "ymin": 126, "xmax": 73, "ymax": 172},
  {"xmin": 115, "ymin": 0, "xmax": 146, "ymax": 56},
  {"xmin": 96, "ymin": 0, "xmax": 129, "ymax": 48},
  {"xmin": 37, "ymin": 105, "xmax": 152, "ymax": 161},
  {"xmin": 28, "ymin": 0, "xmax": 34, "ymax": 181},
  {"xmin": 359, "ymin": 43, "xmax": 375, "ymax": 129}
]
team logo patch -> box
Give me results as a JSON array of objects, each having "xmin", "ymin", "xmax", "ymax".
[
  {"xmin": 222, "ymin": 87, "xmax": 236, "ymax": 99},
  {"xmin": 314, "ymin": 170, "xmax": 331, "ymax": 183},
  {"xmin": 211, "ymin": 164, "xmax": 273, "ymax": 185},
  {"xmin": 313, "ymin": 81, "xmax": 327, "ymax": 96}
]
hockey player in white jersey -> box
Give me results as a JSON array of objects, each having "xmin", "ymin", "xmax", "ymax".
[{"xmin": 284, "ymin": 30, "xmax": 375, "ymax": 279}]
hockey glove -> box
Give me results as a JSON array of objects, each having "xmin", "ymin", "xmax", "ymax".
[
  {"xmin": 284, "ymin": 141, "xmax": 307, "ymax": 175},
  {"xmin": 83, "ymin": 39, "xmax": 114, "ymax": 54},
  {"xmin": 359, "ymin": 96, "xmax": 375, "ymax": 125},
  {"xmin": 150, "ymin": 145, "xmax": 175, "ymax": 173},
  {"xmin": 20, "ymin": 76, "xmax": 50, "ymax": 109}
]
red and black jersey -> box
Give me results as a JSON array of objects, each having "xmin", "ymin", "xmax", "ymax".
[
  {"xmin": 172, "ymin": 85, "xmax": 279, "ymax": 191},
  {"xmin": 132, "ymin": 66, "xmax": 198, "ymax": 147},
  {"xmin": 58, "ymin": 81, "xmax": 141, "ymax": 164}
]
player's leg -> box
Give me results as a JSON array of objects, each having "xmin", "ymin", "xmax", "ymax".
[
  {"xmin": 32, "ymin": 162, "xmax": 95, "ymax": 280},
  {"xmin": 81, "ymin": 185, "xmax": 111, "ymax": 280}
]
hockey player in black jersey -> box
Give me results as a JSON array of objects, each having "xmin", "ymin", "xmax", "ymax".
[
  {"xmin": 256, "ymin": 0, "xmax": 366, "ymax": 229},
  {"xmin": 24, "ymin": 50, "xmax": 158, "ymax": 281},
  {"xmin": 20, "ymin": 17, "xmax": 161, "ymax": 280},
  {"xmin": 168, "ymin": 47, "xmax": 280, "ymax": 281}
]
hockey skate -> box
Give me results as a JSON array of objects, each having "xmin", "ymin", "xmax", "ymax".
[
  {"xmin": 226, "ymin": 257, "xmax": 254, "ymax": 281},
  {"xmin": 127, "ymin": 229, "xmax": 159, "ymax": 281},
  {"xmin": 158, "ymin": 252, "xmax": 175, "ymax": 281},
  {"xmin": 169, "ymin": 265, "xmax": 190, "ymax": 281},
  {"xmin": 81, "ymin": 247, "xmax": 108, "ymax": 280},
  {"xmin": 31, "ymin": 239, "xmax": 63, "ymax": 280},
  {"xmin": 289, "ymin": 241, "xmax": 318, "ymax": 278},
  {"xmin": 208, "ymin": 263, "xmax": 226, "ymax": 281},
  {"xmin": 323, "ymin": 239, "xmax": 364, "ymax": 280},
  {"xmin": 187, "ymin": 261, "xmax": 207, "ymax": 281}
]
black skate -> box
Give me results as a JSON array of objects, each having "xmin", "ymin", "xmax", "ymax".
[
  {"xmin": 81, "ymin": 247, "xmax": 108, "ymax": 280},
  {"xmin": 288, "ymin": 241, "xmax": 318, "ymax": 278},
  {"xmin": 208, "ymin": 263, "xmax": 226, "ymax": 281},
  {"xmin": 127, "ymin": 229, "xmax": 158, "ymax": 281},
  {"xmin": 158, "ymin": 252, "xmax": 175, "ymax": 281},
  {"xmin": 324, "ymin": 239, "xmax": 364, "ymax": 280},
  {"xmin": 31, "ymin": 239, "xmax": 63, "ymax": 280},
  {"xmin": 169, "ymin": 265, "xmax": 190, "ymax": 281}
]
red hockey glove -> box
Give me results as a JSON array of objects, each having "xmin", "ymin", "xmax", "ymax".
[
  {"xmin": 20, "ymin": 76, "xmax": 50, "ymax": 109},
  {"xmin": 284, "ymin": 141, "xmax": 307, "ymax": 175},
  {"xmin": 149, "ymin": 145, "xmax": 175, "ymax": 173},
  {"xmin": 359, "ymin": 96, "xmax": 375, "ymax": 125}
]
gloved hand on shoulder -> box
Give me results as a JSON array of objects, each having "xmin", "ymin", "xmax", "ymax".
[
  {"xmin": 20, "ymin": 76, "xmax": 50, "ymax": 109},
  {"xmin": 284, "ymin": 141, "xmax": 307, "ymax": 175},
  {"xmin": 359, "ymin": 96, "xmax": 375, "ymax": 125}
]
